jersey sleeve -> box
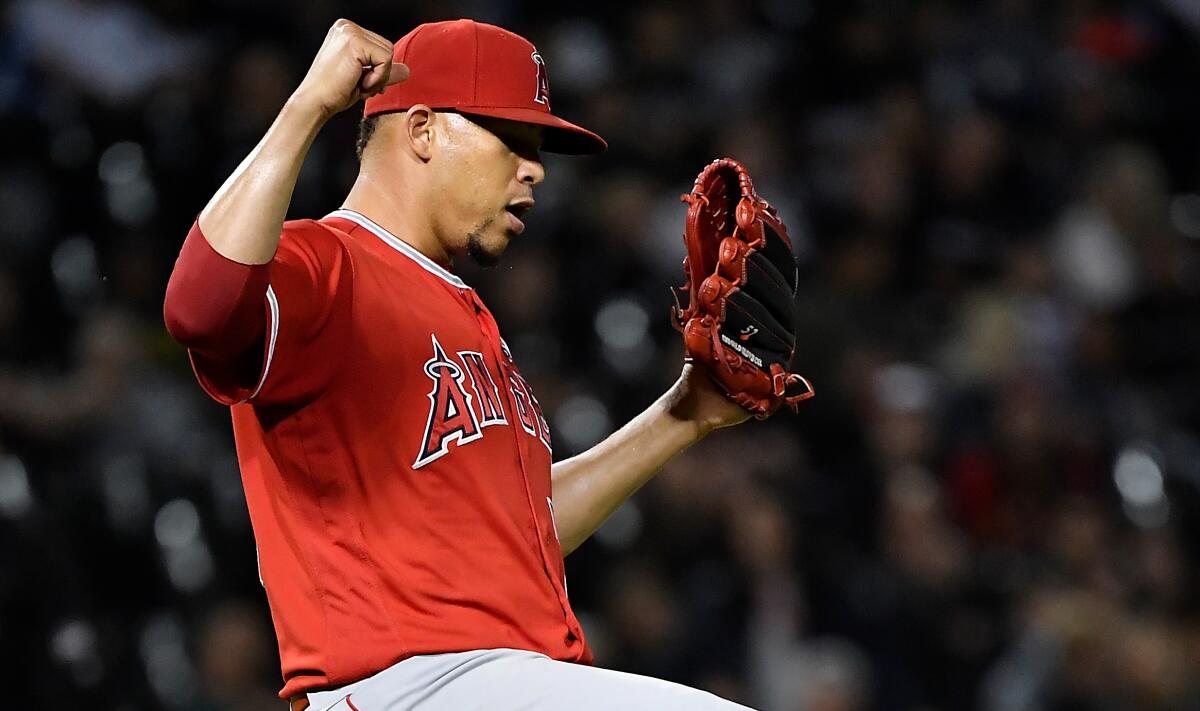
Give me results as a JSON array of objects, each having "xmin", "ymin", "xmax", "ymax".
[{"xmin": 166, "ymin": 219, "xmax": 354, "ymax": 406}]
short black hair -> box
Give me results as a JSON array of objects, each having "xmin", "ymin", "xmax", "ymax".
[{"xmin": 356, "ymin": 114, "xmax": 380, "ymax": 161}]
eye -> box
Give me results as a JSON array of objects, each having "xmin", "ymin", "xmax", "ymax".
[
  {"xmin": 503, "ymin": 134, "xmax": 541, "ymax": 161},
  {"xmin": 472, "ymin": 115, "xmax": 542, "ymax": 159}
]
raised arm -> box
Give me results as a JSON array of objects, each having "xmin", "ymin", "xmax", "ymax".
[
  {"xmin": 199, "ymin": 19, "xmax": 406, "ymax": 264},
  {"xmin": 550, "ymin": 364, "xmax": 749, "ymax": 555},
  {"xmin": 165, "ymin": 20, "xmax": 405, "ymax": 364}
]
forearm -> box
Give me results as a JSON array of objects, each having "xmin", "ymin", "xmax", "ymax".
[
  {"xmin": 551, "ymin": 369, "xmax": 735, "ymax": 554},
  {"xmin": 199, "ymin": 17, "xmax": 403, "ymax": 264},
  {"xmin": 197, "ymin": 96, "xmax": 328, "ymax": 264}
]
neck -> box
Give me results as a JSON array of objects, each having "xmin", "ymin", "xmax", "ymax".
[{"xmin": 341, "ymin": 165, "xmax": 452, "ymax": 266}]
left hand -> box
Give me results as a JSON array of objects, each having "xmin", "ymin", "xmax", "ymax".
[{"xmin": 665, "ymin": 363, "xmax": 752, "ymax": 434}]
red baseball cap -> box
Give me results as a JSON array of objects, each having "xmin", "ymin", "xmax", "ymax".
[{"xmin": 364, "ymin": 19, "xmax": 607, "ymax": 155}]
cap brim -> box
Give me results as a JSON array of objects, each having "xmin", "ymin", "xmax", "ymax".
[{"xmin": 458, "ymin": 106, "xmax": 607, "ymax": 155}]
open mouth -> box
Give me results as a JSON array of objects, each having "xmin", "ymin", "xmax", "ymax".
[
  {"xmin": 503, "ymin": 199, "xmax": 534, "ymax": 234},
  {"xmin": 505, "ymin": 199, "xmax": 534, "ymax": 221}
]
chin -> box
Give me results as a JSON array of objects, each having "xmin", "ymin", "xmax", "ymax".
[{"xmin": 467, "ymin": 232, "xmax": 507, "ymax": 268}]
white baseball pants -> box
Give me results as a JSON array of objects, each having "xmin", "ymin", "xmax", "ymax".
[{"xmin": 302, "ymin": 648, "xmax": 755, "ymax": 711}]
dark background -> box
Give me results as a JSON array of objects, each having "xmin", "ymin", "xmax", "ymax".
[{"xmin": 1, "ymin": 0, "xmax": 1199, "ymax": 709}]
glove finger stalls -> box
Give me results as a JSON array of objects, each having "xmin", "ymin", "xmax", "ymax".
[
  {"xmin": 741, "ymin": 251, "xmax": 795, "ymax": 328},
  {"xmin": 760, "ymin": 222, "xmax": 799, "ymax": 293},
  {"xmin": 717, "ymin": 236, "xmax": 749, "ymax": 282},
  {"xmin": 724, "ymin": 290, "xmax": 794, "ymax": 360},
  {"xmin": 698, "ymin": 273, "xmax": 739, "ymax": 319},
  {"xmin": 744, "ymin": 248, "xmax": 791, "ymax": 294},
  {"xmin": 716, "ymin": 234, "xmax": 794, "ymax": 333}
]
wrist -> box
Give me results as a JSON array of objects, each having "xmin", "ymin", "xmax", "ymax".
[
  {"xmin": 665, "ymin": 364, "xmax": 752, "ymax": 434},
  {"xmin": 662, "ymin": 375, "xmax": 724, "ymax": 437},
  {"xmin": 283, "ymin": 89, "xmax": 337, "ymax": 128}
]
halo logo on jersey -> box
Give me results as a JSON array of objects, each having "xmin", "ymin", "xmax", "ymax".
[
  {"xmin": 531, "ymin": 51, "xmax": 550, "ymax": 106},
  {"xmin": 457, "ymin": 350, "xmax": 508, "ymax": 427},
  {"xmin": 414, "ymin": 335, "xmax": 482, "ymax": 469},
  {"xmin": 414, "ymin": 334, "xmax": 551, "ymax": 468}
]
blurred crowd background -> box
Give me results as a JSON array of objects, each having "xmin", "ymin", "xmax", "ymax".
[{"xmin": 1, "ymin": 0, "xmax": 1199, "ymax": 709}]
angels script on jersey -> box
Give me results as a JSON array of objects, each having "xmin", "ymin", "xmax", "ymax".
[{"xmin": 414, "ymin": 334, "xmax": 551, "ymax": 468}]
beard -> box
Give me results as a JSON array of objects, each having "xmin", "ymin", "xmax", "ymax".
[
  {"xmin": 467, "ymin": 231, "xmax": 501, "ymax": 268},
  {"xmin": 466, "ymin": 214, "xmax": 504, "ymax": 268}
]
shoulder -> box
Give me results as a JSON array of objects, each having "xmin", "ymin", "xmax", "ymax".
[
  {"xmin": 268, "ymin": 219, "xmax": 357, "ymax": 283},
  {"xmin": 281, "ymin": 217, "xmax": 351, "ymax": 247},
  {"xmin": 277, "ymin": 218, "xmax": 353, "ymax": 261}
]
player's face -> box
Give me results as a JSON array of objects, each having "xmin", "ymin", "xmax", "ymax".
[{"xmin": 433, "ymin": 113, "xmax": 544, "ymax": 267}]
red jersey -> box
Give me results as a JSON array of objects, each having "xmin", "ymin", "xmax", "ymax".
[{"xmin": 183, "ymin": 210, "xmax": 591, "ymax": 698}]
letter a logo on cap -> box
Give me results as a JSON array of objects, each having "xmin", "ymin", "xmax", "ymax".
[{"xmin": 531, "ymin": 51, "xmax": 550, "ymax": 107}]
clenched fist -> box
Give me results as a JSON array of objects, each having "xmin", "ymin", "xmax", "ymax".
[{"xmin": 291, "ymin": 19, "xmax": 409, "ymax": 121}]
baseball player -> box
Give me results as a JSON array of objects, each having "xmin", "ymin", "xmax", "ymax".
[{"xmin": 165, "ymin": 18, "xmax": 771, "ymax": 711}]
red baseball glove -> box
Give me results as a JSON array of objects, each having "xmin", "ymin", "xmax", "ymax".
[{"xmin": 671, "ymin": 158, "xmax": 814, "ymax": 419}]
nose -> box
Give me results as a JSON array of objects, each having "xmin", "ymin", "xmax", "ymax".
[{"xmin": 517, "ymin": 157, "xmax": 545, "ymax": 186}]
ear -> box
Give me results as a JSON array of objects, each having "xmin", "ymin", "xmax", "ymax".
[{"xmin": 405, "ymin": 104, "xmax": 435, "ymax": 161}]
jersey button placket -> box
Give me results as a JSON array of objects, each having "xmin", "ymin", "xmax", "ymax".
[{"xmin": 469, "ymin": 290, "xmax": 575, "ymax": 613}]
